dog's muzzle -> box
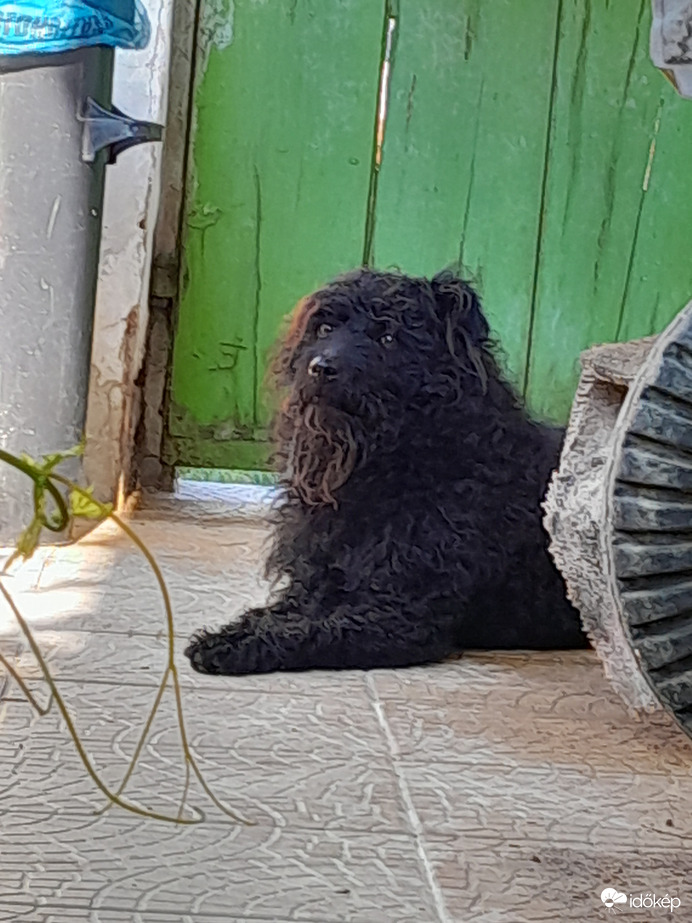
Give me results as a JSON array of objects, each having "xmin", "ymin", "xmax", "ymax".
[{"xmin": 308, "ymin": 355, "xmax": 337, "ymax": 380}]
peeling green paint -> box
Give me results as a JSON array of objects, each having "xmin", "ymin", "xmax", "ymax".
[{"xmin": 198, "ymin": 0, "xmax": 234, "ymax": 65}]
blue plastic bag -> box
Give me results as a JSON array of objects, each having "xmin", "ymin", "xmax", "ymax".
[{"xmin": 0, "ymin": 0, "xmax": 150, "ymax": 54}]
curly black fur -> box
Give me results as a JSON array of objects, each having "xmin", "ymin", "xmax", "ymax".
[{"xmin": 185, "ymin": 269, "xmax": 586, "ymax": 675}]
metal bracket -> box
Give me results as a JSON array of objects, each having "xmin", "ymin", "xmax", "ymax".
[{"xmin": 80, "ymin": 97, "xmax": 163, "ymax": 164}]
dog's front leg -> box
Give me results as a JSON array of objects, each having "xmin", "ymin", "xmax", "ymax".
[
  {"xmin": 184, "ymin": 601, "xmax": 307, "ymax": 675},
  {"xmin": 185, "ymin": 596, "xmax": 458, "ymax": 675}
]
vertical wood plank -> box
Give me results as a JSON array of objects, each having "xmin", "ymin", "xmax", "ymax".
[
  {"xmin": 371, "ymin": 0, "xmax": 559, "ymax": 387},
  {"xmin": 169, "ymin": 0, "xmax": 383, "ymax": 466},
  {"xmin": 524, "ymin": 0, "xmax": 679, "ymax": 422},
  {"xmin": 615, "ymin": 84, "xmax": 692, "ymax": 343}
]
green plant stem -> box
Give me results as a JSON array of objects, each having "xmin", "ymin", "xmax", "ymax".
[
  {"xmin": 0, "ymin": 648, "xmax": 53, "ymax": 715},
  {"xmin": 50, "ymin": 476, "xmax": 249, "ymax": 824},
  {"xmin": 0, "ymin": 579, "xmax": 203, "ymax": 824},
  {"xmin": 0, "ymin": 449, "xmax": 249, "ymax": 825},
  {"xmin": 0, "ymin": 448, "xmax": 69, "ymax": 531}
]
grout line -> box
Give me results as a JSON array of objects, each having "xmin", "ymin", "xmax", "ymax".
[
  {"xmin": 0, "ymin": 897, "xmax": 344, "ymax": 922},
  {"xmin": 0, "ymin": 807, "xmax": 413, "ymax": 837},
  {"xmin": 365, "ymin": 674, "xmax": 454, "ymax": 923},
  {"xmin": 1, "ymin": 672, "xmax": 384, "ymax": 697},
  {"xmin": 3, "ymin": 803, "xmax": 692, "ymax": 853}
]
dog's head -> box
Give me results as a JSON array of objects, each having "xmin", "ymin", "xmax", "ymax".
[{"xmin": 272, "ymin": 268, "xmax": 492, "ymax": 505}]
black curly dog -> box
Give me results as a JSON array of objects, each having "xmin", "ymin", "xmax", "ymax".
[{"xmin": 185, "ymin": 269, "xmax": 586, "ymax": 675}]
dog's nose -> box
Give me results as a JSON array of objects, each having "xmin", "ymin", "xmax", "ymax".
[{"xmin": 308, "ymin": 355, "xmax": 337, "ymax": 380}]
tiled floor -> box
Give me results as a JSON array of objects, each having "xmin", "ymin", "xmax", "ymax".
[{"xmin": 1, "ymin": 486, "xmax": 691, "ymax": 922}]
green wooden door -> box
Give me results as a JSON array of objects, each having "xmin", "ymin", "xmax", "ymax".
[
  {"xmin": 168, "ymin": 0, "xmax": 385, "ymax": 469},
  {"xmin": 168, "ymin": 0, "xmax": 692, "ymax": 470}
]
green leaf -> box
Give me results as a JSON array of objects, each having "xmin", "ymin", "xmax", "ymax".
[
  {"xmin": 42, "ymin": 439, "xmax": 86, "ymax": 473},
  {"xmin": 19, "ymin": 452, "xmax": 40, "ymax": 469},
  {"xmin": 15, "ymin": 518, "xmax": 43, "ymax": 560},
  {"xmin": 69, "ymin": 487, "xmax": 111, "ymax": 520}
]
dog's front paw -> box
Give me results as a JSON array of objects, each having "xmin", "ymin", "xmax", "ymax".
[
  {"xmin": 184, "ymin": 610, "xmax": 278, "ymax": 676},
  {"xmin": 184, "ymin": 629, "xmax": 226, "ymax": 675}
]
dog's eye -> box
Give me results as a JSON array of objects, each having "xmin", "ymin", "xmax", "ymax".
[
  {"xmin": 379, "ymin": 332, "xmax": 394, "ymax": 347},
  {"xmin": 316, "ymin": 322, "xmax": 333, "ymax": 339}
]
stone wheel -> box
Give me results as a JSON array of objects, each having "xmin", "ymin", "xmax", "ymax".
[
  {"xmin": 607, "ymin": 302, "xmax": 692, "ymax": 738},
  {"xmin": 544, "ymin": 299, "xmax": 692, "ymax": 740}
]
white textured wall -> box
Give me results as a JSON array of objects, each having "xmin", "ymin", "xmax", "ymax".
[{"xmin": 85, "ymin": 0, "xmax": 176, "ymax": 504}]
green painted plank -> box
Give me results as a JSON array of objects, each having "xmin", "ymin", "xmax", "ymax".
[
  {"xmin": 169, "ymin": 0, "xmax": 384, "ymax": 465},
  {"xmin": 616, "ymin": 84, "xmax": 692, "ymax": 342},
  {"xmin": 524, "ymin": 0, "xmax": 682, "ymax": 422},
  {"xmin": 371, "ymin": 0, "xmax": 559, "ymax": 387}
]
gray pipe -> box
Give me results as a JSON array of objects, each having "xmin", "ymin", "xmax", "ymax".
[{"xmin": 0, "ymin": 48, "xmax": 112, "ymax": 543}]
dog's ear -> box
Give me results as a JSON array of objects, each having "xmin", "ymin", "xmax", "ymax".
[
  {"xmin": 430, "ymin": 271, "xmax": 488, "ymax": 348},
  {"xmin": 430, "ymin": 271, "xmax": 489, "ymax": 390}
]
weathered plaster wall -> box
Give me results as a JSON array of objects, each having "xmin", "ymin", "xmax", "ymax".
[{"xmin": 84, "ymin": 0, "xmax": 176, "ymax": 504}]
